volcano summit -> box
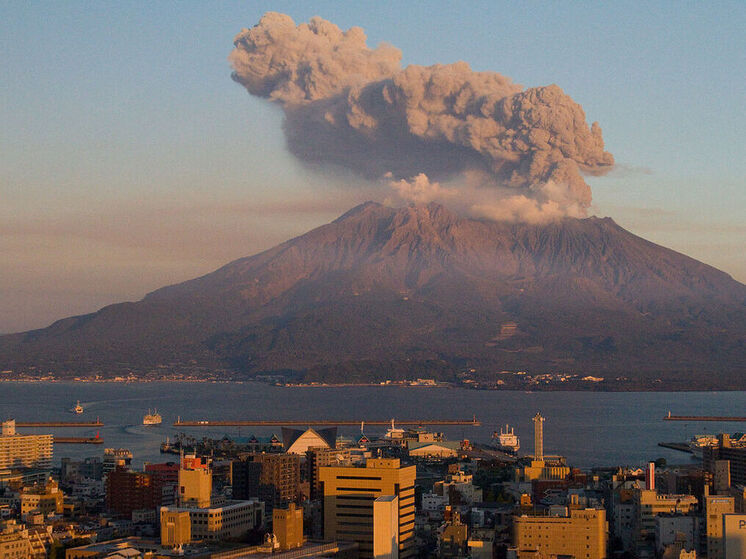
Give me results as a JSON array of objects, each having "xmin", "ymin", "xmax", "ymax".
[{"xmin": 1, "ymin": 202, "xmax": 744, "ymax": 389}]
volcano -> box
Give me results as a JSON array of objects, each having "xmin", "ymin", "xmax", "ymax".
[{"xmin": 1, "ymin": 202, "xmax": 744, "ymax": 388}]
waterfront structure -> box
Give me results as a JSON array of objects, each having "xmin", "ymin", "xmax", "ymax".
[
  {"xmin": 231, "ymin": 453, "xmax": 300, "ymax": 513},
  {"xmin": 102, "ymin": 448, "xmax": 132, "ymax": 475},
  {"xmin": 513, "ymin": 508, "xmax": 608, "ymax": 559},
  {"xmin": 159, "ymin": 499, "xmax": 264, "ymax": 542},
  {"xmin": 705, "ymin": 495, "xmax": 735, "ymax": 559},
  {"xmin": 273, "ymin": 503, "xmax": 303, "ymax": 551},
  {"xmin": 0, "ymin": 420, "xmax": 52, "ymax": 472},
  {"xmin": 319, "ymin": 458, "xmax": 416, "ymax": 559},
  {"xmin": 282, "ymin": 427, "xmax": 336, "ymax": 454},
  {"xmin": 408, "ymin": 441, "xmax": 460, "ymax": 459},
  {"xmin": 533, "ymin": 413, "xmax": 544, "ymax": 460}
]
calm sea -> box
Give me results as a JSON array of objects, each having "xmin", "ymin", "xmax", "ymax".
[{"xmin": 1, "ymin": 382, "xmax": 743, "ymax": 469}]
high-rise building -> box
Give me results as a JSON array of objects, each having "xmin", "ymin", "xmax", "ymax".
[
  {"xmin": 513, "ymin": 508, "xmax": 608, "ymax": 559},
  {"xmin": 373, "ymin": 496, "xmax": 398, "ymax": 559},
  {"xmin": 0, "ymin": 420, "xmax": 52, "ymax": 472},
  {"xmin": 231, "ymin": 453, "xmax": 300, "ymax": 513},
  {"xmin": 145, "ymin": 462, "xmax": 179, "ymax": 506},
  {"xmin": 179, "ymin": 465, "xmax": 211, "ymax": 508},
  {"xmin": 705, "ymin": 436, "xmax": 746, "ymax": 486},
  {"xmin": 306, "ymin": 448, "xmax": 350, "ymax": 500},
  {"xmin": 705, "ymin": 495, "xmax": 735, "ymax": 559},
  {"xmin": 724, "ymin": 513, "xmax": 746, "ymax": 559},
  {"xmin": 715, "ymin": 460, "xmax": 732, "ymax": 494},
  {"xmin": 319, "ymin": 458, "xmax": 416, "ymax": 559},
  {"xmin": 105, "ymin": 466, "xmax": 159, "ymax": 518}
]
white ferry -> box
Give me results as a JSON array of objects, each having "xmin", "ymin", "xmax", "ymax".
[
  {"xmin": 492, "ymin": 424, "xmax": 520, "ymax": 453},
  {"xmin": 688, "ymin": 434, "xmax": 719, "ymax": 457},
  {"xmin": 143, "ymin": 410, "xmax": 162, "ymax": 425}
]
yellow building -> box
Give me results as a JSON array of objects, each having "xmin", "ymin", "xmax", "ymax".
[
  {"xmin": 373, "ymin": 495, "xmax": 398, "ymax": 559},
  {"xmin": 20, "ymin": 479, "xmax": 64, "ymax": 517},
  {"xmin": 0, "ymin": 520, "xmax": 33, "ymax": 559},
  {"xmin": 0, "ymin": 420, "xmax": 53, "ymax": 472},
  {"xmin": 515, "ymin": 459, "xmax": 571, "ymax": 482},
  {"xmin": 160, "ymin": 509, "xmax": 191, "ymax": 547},
  {"xmin": 706, "ymin": 495, "xmax": 735, "ymax": 559},
  {"xmin": 273, "ymin": 503, "xmax": 304, "ymax": 551},
  {"xmin": 513, "ymin": 508, "xmax": 608, "ymax": 559},
  {"xmin": 319, "ymin": 458, "xmax": 416, "ymax": 559},
  {"xmin": 160, "ymin": 499, "xmax": 264, "ymax": 542},
  {"xmin": 178, "ymin": 467, "xmax": 211, "ymax": 508},
  {"xmin": 634, "ymin": 489, "xmax": 698, "ymax": 546}
]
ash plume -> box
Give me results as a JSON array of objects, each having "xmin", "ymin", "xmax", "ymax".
[{"xmin": 230, "ymin": 12, "xmax": 614, "ymax": 222}]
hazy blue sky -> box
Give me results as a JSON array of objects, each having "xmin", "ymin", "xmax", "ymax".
[{"xmin": 1, "ymin": 1, "xmax": 744, "ymax": 333}]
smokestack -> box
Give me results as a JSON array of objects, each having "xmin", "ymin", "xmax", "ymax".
[
  {"xmin": 645, "ymin": 462, "xmax": 655, "ymax": 491},
  {"xmin": 230, "ymin": 13, "xmax": 614, "ymax": 223}
]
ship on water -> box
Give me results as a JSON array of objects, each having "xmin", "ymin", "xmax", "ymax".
[
  {"xmin": 492, "ymin": 424, "xmax": 520, "ymax": 453},
  {"xmin": 143, "ymin": 410, "xmax": 162, "ymax": 425},
  {"xmin": 72, "ymin": 401, "xmax": 83, "ymax": 414}
]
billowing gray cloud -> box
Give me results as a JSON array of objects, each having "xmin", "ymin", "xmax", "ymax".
[{"xmin": 230, "ymin": 12, "xmax": 614, "ymax": 221}]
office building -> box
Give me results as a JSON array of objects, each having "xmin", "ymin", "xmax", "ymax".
[
  {"xmin": 513, "ymin": 508, "xmax": 608, "ymax": 559},
  {"xmin": 273, "ymin": 503, "xmax": 304, "ymax": 551},
  {"xmin": 232, "ymin": 453, "xmax": 300, "ymax": 512},
  {"xmin": 706, "ymin": 495, "xmax": 734, "ymax": 559},
  {"xmin": 105, "ymin": 467, "xmax": 159, "ymax": 518},
  {"xmin": 307, "ymin": 448, "xmax": 351, "ymax": 500},
  {"xmin": 160, "ymin": 499, "xmax": 264, "ymax": 542},
  {"xmin": 373, "ymin": 496, "xmax": 398, "ymax": 559},
  {"xmin": 705, "ymin": 435, "xmax": 746, "ymax": 486},
  {"xmin": 0, "ymin": 420, "xmax": 52, "ymax": 472},
  {"xmin": 724, "ymin": 513, "xmax": 746, "ymax": 559},
  {"xmin": 319, "ymin": 458, "xmax": 416, "ymax": 559},
  {"xmin": 179, "ymin": 465, "xmax": 211, "ymax": 508},
  {"xmin": 144, "ymin": 462, "xmax": 179, "ymax": 506},
  {"xmin": 160, "ymin": 510, "xmax": 191, "ymax": 547},
  {"xmin": 20, "ymin": 479, "xmax": 64, "ymax": 518}
]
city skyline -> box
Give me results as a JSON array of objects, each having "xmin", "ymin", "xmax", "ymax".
[{"xmin": 2, "ymin": 2, "xmax": 744, "ymax": 333}]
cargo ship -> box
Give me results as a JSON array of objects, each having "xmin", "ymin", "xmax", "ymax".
[
  {"xmin": 492, "ymin": 424, "xmax": 520, "ymax": 453},
  {"xmin": 143, "ymin": 410, "xmax": 162, "ymax": 425}
]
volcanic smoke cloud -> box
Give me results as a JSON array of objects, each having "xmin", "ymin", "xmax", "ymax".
[{"xmin": 230, "ymin": 12, "xmax": 614, "ymax": 222}]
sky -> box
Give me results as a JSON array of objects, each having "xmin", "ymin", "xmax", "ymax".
[{"xmin": 1, "ymin": 1, "xmax": 744, "ymax": 334}]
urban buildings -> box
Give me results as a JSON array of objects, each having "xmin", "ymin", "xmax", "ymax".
[
  {"xmin": 273, "ymin": 502, "xmax": 303, "ymax": 551},
  {"xmin": 159, "ymin": 499, "xmax": 264, "ymax": 543},
  {"xmin": 513, "ymin": 508, "xmax": 608, "ymax": 559},
  {"xmin": 231, "ymin": 453, "xmax": 300, "ymax": 512},
  {"xmin": 319, "ymin": 457, "xmax": 416, "ymax": 559},
  {"xmin": 0, "ymin": 420, "xmax": 52, "ymax": 475},
  {"xmin": 105, "ymin": 467, "xmax": 159, "ymax": 518}
]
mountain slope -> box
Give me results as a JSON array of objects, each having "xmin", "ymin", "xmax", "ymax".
[{"xmin": 1, "ymin": 202, "xmax": 744, "ymax": 387}]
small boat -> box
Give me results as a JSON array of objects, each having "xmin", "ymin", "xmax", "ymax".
[
  {"xmin": 143, "ymin": 409, "xmax": 162, "ymax": 425},
  {"xmin": 73, "ymin": 401, "xmax": 84, "ymax": 414}
]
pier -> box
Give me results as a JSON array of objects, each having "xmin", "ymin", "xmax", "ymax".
[
  {"xmin": 174, "ymin": 417, "xmax": 481, "ymax": 427},
  {"xmin": 54, "ymin": 436, "xmax": 104, "ymax": 445},
  {"xmin": 15, "ymin": 420, "xmax": 104, "ymax": 427},
  {"xmin": 664, "ymin": 414, "xmax": 746, "ymax": 422}
]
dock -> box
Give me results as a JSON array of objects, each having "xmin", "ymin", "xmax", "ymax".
[
  {"xmin": 53, "ymin": 437, "xmax": 104, "ymax": 445},
  {"xmin": 664, "ymin": 415, "xmax": 746, "ymax": 422},
  {"xmin": 174, "ymin": 417, "xmax": 481, "ymax": 427},
  {"xmin": 658, "ymin": 442, "xmax": 693, "ymax": 454},
  {"xmin": 15, "ymin": 420, "xmax": 104, "ymax": 427}
]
